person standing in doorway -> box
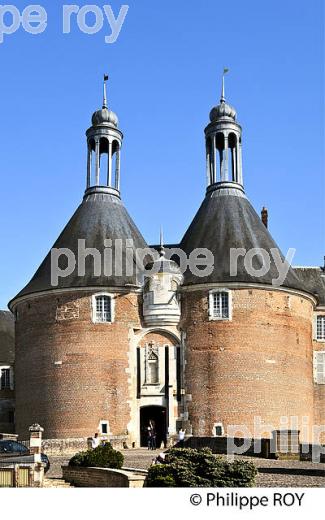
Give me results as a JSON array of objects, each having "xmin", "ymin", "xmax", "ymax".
[
  {"xmin": 147, "ymin": 427, "xmax": 153, "ymax": 450},
  {"xmin": 148, "ymin": 419, "xmax": 157, "ymax": 450},
  {"xmin": 151, "ymin": 427, "xmax": 157, "ymax": 450},
  {"xmin": 178, "ymin": 428, "xmax": 186, "ymax": 447}
]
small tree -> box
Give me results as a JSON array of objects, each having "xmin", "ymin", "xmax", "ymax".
[
  {"xmin": 146, "ymin": 448, "xmax": 257, "ymax": 487},
  {"xmin": 69, "ymin": 443, "xmax": 124, "ymax": 469}
]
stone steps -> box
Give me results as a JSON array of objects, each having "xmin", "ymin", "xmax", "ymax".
[{"xmin": 43, "ymin": 478, "xmax": 73, "ymax": 488}]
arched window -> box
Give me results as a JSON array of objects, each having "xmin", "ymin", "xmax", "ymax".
[
  {"xmin": 215, "ymin": 133, "xmax": 224, "ymax": 182},
  {"xmin": 93, "ymin": 294, "xmax": 113, "ymax": 323},
  {"xmin": 147, "ymin": 351, "xmax": 159, "ymax": 384},
  {"xmin": 145, "ymin": 342, "xmax": 159, "ymax": 384},
  {"xmin": 99, "ymin": 137, "xmax": 109, "ymax": 186}
]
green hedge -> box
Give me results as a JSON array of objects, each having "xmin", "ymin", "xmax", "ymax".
[
  {"xmin": 69, "ymin": 442, "xmax": 124, "ymax": 469},
  {"xmin": 146, "ymin": 448, "xmax": 257, "ymax": 487}
]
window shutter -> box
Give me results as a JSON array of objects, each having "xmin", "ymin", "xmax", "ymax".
[{"xmin": 314, "ymin": 351, "xmax": 325, "ymax": 384}]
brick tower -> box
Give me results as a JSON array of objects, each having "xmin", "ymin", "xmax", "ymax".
[
  {"xmin": 9, "ymin": 78, "xmax": 149, "ymax": 442},
  {"xmin": 179, "ymin": 72, "xmax": 316, "ymax": 442}
]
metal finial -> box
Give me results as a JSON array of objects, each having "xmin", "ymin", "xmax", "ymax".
[
  {"xmin": 159, "ymin": 227, "xmax": 165, "ymax": 257},
  {"xmin": 103, "ymin": 74, "xmax": 109, "ymax": 109},
  {"xmin": 220, "ymin": 67, "xmax": 229, "ymax": 103}
]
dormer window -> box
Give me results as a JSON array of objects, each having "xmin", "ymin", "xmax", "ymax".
[
  {"xmin": 92, "ymin": 294, "xmax": 114, "ymax": 323},
  {"xmin": 209, "ymin": 290, "xmax": 232, "ymax": 320}
]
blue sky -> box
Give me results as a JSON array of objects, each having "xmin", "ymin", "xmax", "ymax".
[{"xmin": 0, "ymin": 0, "xmax": 324, "ymax": 308}]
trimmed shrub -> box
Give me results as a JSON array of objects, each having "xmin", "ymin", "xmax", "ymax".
[
  {"xmin": 146, "ymin": 448, "xmax": 257, "ymax": 487},
  {"xmin": 68, "ymin": 451, "xmax": 89, "ymax": 467},
  {"xmin": 69, "ymin": 443, "xmax": 124, "ymax": 469},
  {"xmin": 145, "ymin": 464, "xmax": 177, "ymax": 487}
]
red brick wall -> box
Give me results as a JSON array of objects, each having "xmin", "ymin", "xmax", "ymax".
[
  {"xmin": 180, "ymin": 288, "xmax": 314, "ymax": 443},
  {"xmin": 14, "ymin": 290, "xmax": 141, "ymax": 439},
  {"xmin": 14, "ymin": 286, "xmax": 319, "ymax": 445}
]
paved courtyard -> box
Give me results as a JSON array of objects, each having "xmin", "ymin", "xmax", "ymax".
[{"xmin": 46, "ymin": 449, "xmax": 325, "ymax": 487}]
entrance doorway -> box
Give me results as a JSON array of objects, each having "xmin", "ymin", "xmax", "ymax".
[{"xmin": 140, "ymin": 406, "xmax": 167, "ymax": 448}]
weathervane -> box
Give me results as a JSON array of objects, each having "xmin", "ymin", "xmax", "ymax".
[
  {"xmin": 159, "ymin": 226, "xmax": 165, "ymax": 257},
  {"xmin": 221, "ymin": 67, "xmax": 229, "ymax": 103},
  {"xmin": 103, "ymin": 73, "xmax": 109, "ymax": 109}
]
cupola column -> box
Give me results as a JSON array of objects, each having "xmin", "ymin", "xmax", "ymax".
[
  {"xmin": 115, "ymin": 146, "xmax": 121, "ymax": 191},
  {"xmin": 237, "ymin": 140, "xmax": 243, "ymax": 185},
  {"xmin": 87, "ymin": 145, "xmax": 92, "ymax": 189},
  {"xmin": 95, "ymin": 137, "xmax": 100, "ymax": 186},
  {"xmin": 107, "ymin": 140, "xmax": 112, "ymax": 186},
  {"xmin": 233, "ymin": 143, "xmax": 238, "ymax": 182},
  {"xmin": 206, "ymin": 141, "xmax": 211, "ymax": 186},
  {"xmin": 212, "ymin": 135, "xmax": 217, "ymax": 183}
]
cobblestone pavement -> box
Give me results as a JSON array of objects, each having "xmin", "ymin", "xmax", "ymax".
[{"xmin": 46, "ymin": 449, "xmax": 325, "ymax": 488}]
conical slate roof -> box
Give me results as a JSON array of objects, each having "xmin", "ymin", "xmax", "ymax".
[
  {"xmin": 11, "ymin": 191, "xmax": 148, "ymax": 302},
  {"xmin": 294, "ymin": 267, "xmax": 325, "ymax": 305},
  {"xmin": 180, "ymin": 189, "xmax": 307, "ymax": 292}
]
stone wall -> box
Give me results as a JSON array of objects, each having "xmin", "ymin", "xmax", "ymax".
[
  {"xmin": 37, "ymin": 436, "xmax": 128, "ymax": 455},
  {"xmin": 62, "ymin": 466, "xmax": 146, "ymax": 487},
  {"xmin": 183, "ymin": 436, "xmax": 270, "ymax": 457},
  {"xmin": 181, "ymin": 287, "xmax": 314, "ymax": 442}
]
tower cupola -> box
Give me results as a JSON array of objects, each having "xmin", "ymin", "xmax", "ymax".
[
  {"xmin": 86, "ymin": 75, "xmax": 123, "ymax": 197},
  {"xmin": 205, "ymin": 69, "xmax": 243, "ymax": 193}
]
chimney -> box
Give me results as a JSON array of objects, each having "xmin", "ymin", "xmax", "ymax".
[{"xmin": 261, "ymin": 207, "xmax": 268, "ymax": 228}]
